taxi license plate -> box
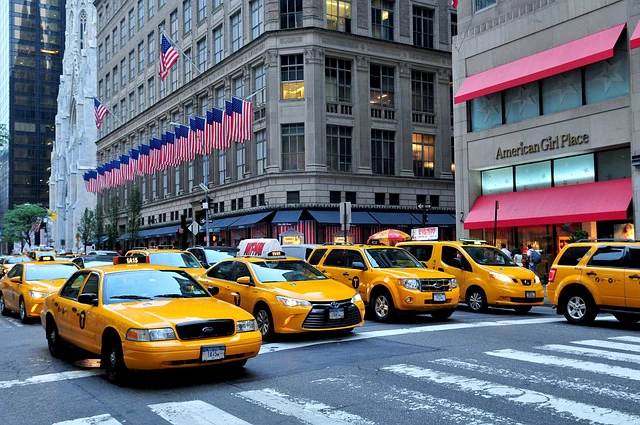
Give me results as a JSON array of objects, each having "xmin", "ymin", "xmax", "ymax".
[
  {"xmin": 525, "ymin": 291, "xmax": 536, "ymax": 298},
  {"xmin": 433, "ymin": 293, "xmax": 446, "ymax": 303},
  {"xmin": 330, "ymin": 308, "xmax": 344, "ymax": 319},
  {"xmin": 201, "ymin": 345, "xmax": 225, "ymax": 362}
]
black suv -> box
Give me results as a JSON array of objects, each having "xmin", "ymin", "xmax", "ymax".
[{"xmin": 187, "ymin": 246, "xmax": 239, "ymax": 268}]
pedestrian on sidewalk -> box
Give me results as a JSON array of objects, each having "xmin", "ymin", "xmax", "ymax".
[
  {"xmin": 512, "ymin": 248, "xmax": 523, "ymax": 266},
  {"xmin": 500, "ymin": 243, "xmax": 512, "ymax": 258}
]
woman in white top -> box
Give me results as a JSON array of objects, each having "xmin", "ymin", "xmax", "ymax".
[{"xmin": 512, "ymin": 248, "xmax": 523, "ymax": 266}]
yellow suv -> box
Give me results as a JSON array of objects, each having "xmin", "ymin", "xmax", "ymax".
[
  {"xmin": 308, "ymin": 244, "xmax": 459, "ymax": 322},
  {"xmin": 397, "ymin": 240, "xmax": 543, "ymax": 313},
  {"xmin": 125, "ymin": 246, "xmax": 205, "ymax": 278},
  {"xmin": 547, "ymin": 239, "xmax": 640, "ymax": 325}
]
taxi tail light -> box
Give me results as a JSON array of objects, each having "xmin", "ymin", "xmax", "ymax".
[{"xmin": 548, "ymin": 268, "xmax": 557, "ymax": 283}]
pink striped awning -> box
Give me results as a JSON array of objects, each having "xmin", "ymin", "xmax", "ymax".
[{"xmin": 631, "ymin": 20, "xmax": 640, "ymax": 49}]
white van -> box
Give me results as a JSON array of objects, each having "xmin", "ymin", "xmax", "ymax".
[{"xmin": 280, "ymin": 244, "xmax": 321, "ymax": 261}]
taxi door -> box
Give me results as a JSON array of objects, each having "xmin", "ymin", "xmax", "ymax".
[
  {"xmin": 55, "ymin": 272, "xmax": 90, "ymax": 340},
  {"xmin": 2, "ymin": 264, "xmax": 24, "ymax": 312},
  {"xmin": 201, "ymin": 261, "xmax": 237, "ymax": 305},
  {"xmin": 626, "ymin": 247, "xmax": 640, "ymax": 308},
  {"xmin": 341, "ymin": 250, "xmax": 368, "ymax": 298},
  {"xmin": 73, "ymin": 273, "xmax": 103, "ymax": 352},
  {"xmin": 230, "ymin": 262, "xmax": 258, "ymax": 311},
  {"xmin": 317, "ymin": 249, "xmax": 349, "ymax": 287},
  {"xmin": 438, "ymin": 245, "xmax": 473, "ymax": 300},
  {"xmin": 581, "ymin": 245, "xmax": 626, "ymax": 306}
]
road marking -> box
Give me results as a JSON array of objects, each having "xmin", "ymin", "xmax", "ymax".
[
  {"xmin": 0, "ymin": 370, "xmax": 103, "ymax": 389},
  {"xmin": 611, "ymin": 336, "xmax": 640, "ymax": 344},
  {"xmin": 571, "ymin": 339, "xmax": 640, "ymax": 353},
  {"xmin": 149, "ymin": 400, "xmax": 252, "ymax": 425},
  {"xmin": 486, "ymin": 349, "xmax": 640, "ymax": 381},
  {"xmin": 259, "ymin": 317, "xmax": 564, "ymax": 355},
  {"xmin": 53, "ymin": 414, "xmax": 121, "ymax": 425},
  {"xmin": 541, "ymin": 344, "xmax": 640, "ymax": 364},
  {"xmin": 383, "ymin": 363, "xmax": 640, "ymax": 425},
  {"xmin": 238, "ymin": 388, "xmax": 374, "ymax": 425},
  {"xmin": 1, "ymin": 317, "xmax": 23, "ymax": 328}
]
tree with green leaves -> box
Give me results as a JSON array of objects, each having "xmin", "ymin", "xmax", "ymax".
[
  {"xmin": 77, "ymin": 208, "xmax": 96, "ymax": 253},
  {"xmin": 94, "ymin": 204, "xmax": 105, "ymax": 247},
  {"xmin": 1, "ymin": 204, "xmax": 48, "ymax": 251},
  {"xmin": 127, "ymin": 186, "xmax": 142, "ymax": 247},
  {"xmin": 106, "ymin": 195, "xmax": 120, "ymax": 249}
]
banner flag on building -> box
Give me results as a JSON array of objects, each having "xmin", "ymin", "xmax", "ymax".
[
  {"xmin": 452, "ymin": 0, "xmax": 458, "ymax": 8},
  {"xmin": 224, "ymin": 101, "xmax": 234, "ymax": 147},
  {"xmin": 159, "ymin": 34, "xmax": 180, "ymax": 80},
  {"xmin": 94, "ymin": 97, "xmax": 108, "ymax": 129},
  {"xmin": 130, "ymin": 148, "xmax": 140, "ymax": 177},
  {"xmin": 212, "ymin": 107, "xmax": 224, "ymax": 149},
  {"xmin": 196, "ymin": 116, "xmax": 207, "ymax": 152},
  {"xmin": 139, "ymin": 143, "xmax": 151, "ymax": 175},
  {"xmin": 205, "ymin": 110, "xmax": 214, "ymax": 154},
  {"xmin": 166, "ymin": 132, "xmax": 178, "ymax": 166}
]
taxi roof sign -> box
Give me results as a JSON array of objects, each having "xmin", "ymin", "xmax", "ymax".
[
  {"xmin": 36, "ymin": 255, "xmax": 55, "ymax": 262},
  {"xmin": 114, "ymin": 256, "xmax": 150, "ymax": 265},
  {"xmin": 237, "ymin": 239, "xmax": 286, "ymax": 259}
]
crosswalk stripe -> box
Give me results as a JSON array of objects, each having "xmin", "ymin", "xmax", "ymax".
[
  {"xmin": 541, "ymin": 344, "xmax": 640, "ymax": 364},
  {"xmin": 149, "ymin": 400, "xmax": 252, "ymax": 425},
  {"xmin": 382, "ymin": 364, "xmax": 640, "ymax": 425},
  {"xmin": 1, "ymin": 317, "xmax": 23, "ymax": 328},
  {"xmin": 238, "ymin": 388, "xmax": 374, "ymax": 425},
  {"xmin": 609, "ymin": 336, "xmax": 640, "ymax": 344},
  {"xmin": 571, "ymin": 339, "xmax": 640, "ymax": 353},
  {"xmin": 52, "ymin": 414, "xmax": 122, "ymax": 425},
  {"xmin": 0, "ymin": 370, "xmax": 103, "ymax": 389},
  {"xmin": 486, "ymin": 349, "xmax": 640, "ymax": 381}
]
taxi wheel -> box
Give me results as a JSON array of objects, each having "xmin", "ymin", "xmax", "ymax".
[
  {"xmin": 19, "ymin": 298, "xmax": 30, "ymax": 324},
  {"xmin": 0, "ymin": 293, "xmax": 8, "ymax": 316},
  {"xmin": 613, "ymin": 313, "xmax": 640, "ymax": 325},
  {"xmin": 103, "ymin": 337, "xmax": 129, "ymax": 385},
  {"xmin": 370, "ymin": 290, "xmax": 395, "ymax": 322},
  {"xmin": 228, "ymin": 359, "xmax": 248, "ymax": 370},
  {"xmin": 513, "ymin": 306, "xmax": 532, "ymax": 314},
  {"xmin": 254, "ymin": 305, "xmax": 274, "ymax": 341},
  {"xmin": 46, "ymin": 319, "xmax": 67, "ymax": 358},
  {"xmin": 466, "ymin": 288, "xmax": 488, "ymax": 312},
  {"xmin": 430, "ymin": 309, "xmax": 455, "ymax": 321},
  {"xmin": 562, "ymin": 290, "xmax": 596, "ymax": 325}
]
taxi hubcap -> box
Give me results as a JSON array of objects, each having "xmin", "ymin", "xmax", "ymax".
[
  {"xmin": 256, "ymin": 311, "xmax": 269, "ymax": 336},
  {"xmin": 0, "ymin": 296, "xmax": 4, "ymax": 311},
  {"xmin": 20, "ymin": 301, "xmax": 25, "ymax": 319},
  {"xmin": 469, "ymin": 292, "xmax": 483, "ymax": 310},
  {"xmin": 375, "ymin": 296, "xmax": 388, "ymax": 318},
  {"xmin": 109, "ymin": 349, "xmax": 117, "ymax": 369},
  {"xmin": 49, "ymin": 328, "xmax": 56, "ymax": 343},
  {"xmin": 567, "ymin": 296, "xmax": 586, "ymax": 319}
]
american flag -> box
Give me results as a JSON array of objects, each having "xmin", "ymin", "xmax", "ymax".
[
  {"xmin": 451, "ymin": 0, "xmax": 458, "ymax": 7},
  {"xmin": 139, "ymin": 144, "xmax": 151, "ymax": 175},
  {"xmin": 104, "ymin": 163, "xmax": 112, "ymax": 188},
  {"xmin": 94, "ymin": 98, "xmax": 108, "ymax": 129},
  {"xmin": 224, "ymin": 101, "xmax": 234, "ymax": 148},
  {"xmin": 97, "ymin": 166, "xmax": 105, "ymax": 191},
  {"xmin": 205, "ymin": 111, "xmax": 214, "ymax": 154},
  {"xmin": 120, "ymin": 155, "xmax": 132, "ymax": 182},
  {"xmin": 231, "ymin": 97, "xmax": 243, "ymax": 142},
  {"xmin": 232, "ymin": 97, "xmax": 253, "ymax": 142},
  {"xmin": 212, "ymin": 108, "xmax": 224, "ymax": 149},
  {"xmin": 130, "ymin": 148, "xmax": 140, "ymax": 177},
  {"xmin": 150, "ymin": 138, "xmax": 162, "ymax": 173},
  {"xmin": 111, "ymin": 160, "xmax": 122, "ymax": 186},
  {"xmin": 196, "ymin": 117, "xmax": 206, "ymax": 153},
  {"xmin": 159, "ymin": 134, "xmax": 169, "ymax": 170},
  {"xmin": 83, "ymin": 172, "xmax": 94, "ymax": 193},
  {"xmin": 179, "ymin": 125, "xmax": 191, "ymax": 161},
  {"xmin": 159, "ymin": 34, "xmax": 180, "ymax": 80},
  {"xmin": 189, "ymin": 118, "xmax": 200, "ymax": 156},
  {"xmin": 166, "ymin": 132, "xmax": 178, "ymax": 166}
]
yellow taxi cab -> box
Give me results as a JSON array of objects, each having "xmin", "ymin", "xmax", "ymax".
[
  {"xmin": 397, "ymin": 239, "xmax": 544, "ymax": 313},
  {"xmin": 0, "ymin": 255, "xmax": 32, "ymax": 278},
  {"xmin": 27, "ymin": 246, "xmax": 56, "ymax": 260},
  {"xmin": 125, "ymin": 245, "xmax": 205, "ymax": 278},
  {"xmin": 307, "ymin": 243, "xmax": 459, "ymax": 322},
  {"xmin": 40, "ymin": 256, "xmax": 262, "ymax": 385},
  {"xmin": 547, "ymin": 239, "xmax": 640, "ymax": 325},
  {"xmin": 0, "ymin": 255, "xmax": 80, "ymax": 323},
  {"xmin": 197, "ymin": 238, "xmax": 365, "ymax": 340}
]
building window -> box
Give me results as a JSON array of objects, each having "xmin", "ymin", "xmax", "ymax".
[
  {"xmin": 129, "ymin": 51, "xmax": 136, "ymax": 79},
  {"xmin": 175, "ymin": 166, "xmax": 180, "ymax": 194},
  {"xmin": 287, "ymin": 191, "xmax": 300, "ymax": 204},
  {"xmin": 112, "ymin": 104, "xmax": 119, "ymax": 125},
  {"xmin": 188, "ymin": 161, "xmax": 194, "ymax": 192},
  {"xmin": 219, "ymin": 201, "xmax": 225, "ymax": 213},
  {"xmin": 231, "ymin": 199, "xmax": 237, "ymax": 210},
  {"xmin": 163, "ymin": 169, "xmax": 168, "ymax": 195},
  {"xmin": 139, "ymin": 85, "xmax": 145, "ymax": 112},
  {"xmin": 470, "ymin": 93, "xmax": 502, "ymax": 131},
  {"xmin": 213, "ymin": 26, "xmax": 224, "ymax": 64},
  {"xmin": 148, "ymin": 77, "xmax": 155, "ymax": 104},
  {"xmin": 375, "ymin": 192, "xmax": 385, "ymax": 205},
  {"xmin": 98, "ymin": 80, "xmax": 103, "ymax": 100},
  {"xmin": 505, "ymin": 82, "xmax": 540, "ymax": 124},
  {"xmin": 183, "ymin": 0, "xmax": 192, "ymax": 33},
  {"xmin": 183, "ymin": 49, "xmax": 192, "ymax": 82},
  {"xmin": 280, "ymin": 0, "xmax": 302, "ymax": 29},
  {"xmin": 370, "ymin": 64, "xmax": 394, "ymax": 107},
  {"xmin": 254, "ymin": 65, "xmax": 265, "ymax": 104},
  {"xmin": 251, "ymin": 0, "xmax": 264, "ymax": 39},
  {"xmin": 152, "ymin": 174, "xmax": 158, "ymax": 199},
  {"xmin": 138, "ymin": 41, "xmax": 145, "ymax": 71},
  {"xmin": 326, "ymin": 125, "xmax": 352, "ymax": 172},
  {"xmin": 200, "ymin": 95, "xmax": 209, "ymax": 115},
  {"xmin": 98, "ymin": 12, "xmax": 103, "ymax": 31},
  {"xmin": 327, "ymin": 0, "xmax": 351, "ymax": 33},
  {"xmin": 138, "ymin": 0, "xmax": 145, "ymax": 28},
  {"xmin": 129, "ymin": 92, "xmax": 135, "ymax": 119},
  {"xmin": 215, "ymin": 86, "xmax": 225, "ymax": 108},
  {"xmin": 112, "ymin": 28, "xmax": 118, "ymax": 55},
  {"xmin": 233, "ymin": 75, "xmax": 244, "ymax": 98},
  {"xmin": 389, "ymin": 193, "xmax": 399, "ymax": 205},
  {"xmin": 170, "ymin": 10, "xmax": 178, "ymax": 39},
  {"xmin": 585, "ymin": 39, "xmax": 629, "ymax": 104},
  {"xmin": 120, "ymin": 19, "xmax": 126, "ymax": 46},
  {"xmin": 148, "ymin": 0, "xmax": 155, "ymax": 18},
  {"xmin": 214, "ymin": 0, "xmax": 223, "ymax": 8},
  {"xmin": 159, "ymin": 0, "xmax": 166, "ymax": 8},
  {"xmin": 345, "ymin": 192, "xmax": 356, "ymax": 204},
  {"xmin": 113, "ymin": 67, "xmax": 119, "ymax": 93},
  {"xmin": 371, "ymin": 0, "xmax": 394, "ymax": 41},
  {"xmin": 251, "ymin": 195, "xmax": 257, "ymax": 207},
  {"xmin": 218, "ymin": 151, "xmax": 226, "ymax": 183},
  {"xmin": 256, "ymin": 130, "xmax": 266, "ymax": 175},
  {"xmin": 231, "ymin": 12, "xmax": 243, "ymax": 53},
  {"xmin": 541, "ymin": 69, "xmax": 582, "ymax": 115},
  {"xmin": 128, "ymin": 8, "xmax": 135, "ymax": 38},
  {"xmin": 412, "ymin": 133, "xmax": 434, "ymax": 178},
  {"xmin": 258, "ymin": 193, "xmax": 265, "ymax": 206},
  {"xmin": 98, "ymin": 44, "xmax": 103, "ymax": 68},
  {"xmin": 411, "ymin": 70, "xmax": 434, "ymax": 112},
  {"xmin": 413, "ymin": 6, "xmax": 433, "ymax": 49},
  {"xmin": 371, "ymin": 129, "xmax": 395, "ymax": 175},
  {"xmin": 106, "ymin": 73, "xmax": 111, "ymax": 97},
  {"xmin": 330, "ymin": 191, "xmax": 341, "ymax": 203},
  {"xmin": 170, "ymin": 66, "xmax": 179, "ymax": 91},
  {"xmin": 197, "ymin": 38, "xmax": 207, "ymax": 72},
  {"xmin": 120, "ymin": 59, "xmax": 126, "ymax": 86},
  {"xmin": 451, "ymin": 13, "xmax": 457, "ymax": 40},
  {"xmin": 281, "ymin": 54, "xmax": 304, "ymax": 100},
  {"xmin": 282, "ymin": 123, "xmax": 305, "ymax": 170},
  {"xmin": 236, "ymin": 144, "xmax": 245, "ymax": 180},
  {"xmin": 325, "ymin": 57, "xmax": 352, "ymax": 103},
  {"xmin": 197, "ymin": 0, "xmax": 206, "ymax": 21},
  {"xmin": 474, "ymin": 0, "xmax": 496, "ymax": 14},
  {"xmin": 148, "ymin": 32, "xmax": 155, "ymax": 64}
]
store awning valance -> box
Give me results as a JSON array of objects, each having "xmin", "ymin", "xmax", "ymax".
[
  {"xmin": 272, "ymin": 210, "xmax": 302, "ymax": 225},
  {"xmin": 454, "ymin": 24, "xmax": 625, "ymax": 104},
  {"xmin": 138, "ymin": 225, "xmax": 182, "ymax": 238},
  {"xmin": 228, "ymin": 211, "xmax": 273, "ymax": 229},
  {"xmin": 631, "ymin": 21, "xmax": 640, "ymax": 49},
  {"xmin": 308, "ymin": 210, "xmax": 340, "ymax": 224},
  {"xmin": 369, "ymin": 212, "xmax": 421, "ymax": 226},
  {"xmin": 411, "ymin": 213, "xmax": 456, "ymax": 226},
  {"xmin": 463, "ymin": 179, "xmax": 632, "ymax": 230}
]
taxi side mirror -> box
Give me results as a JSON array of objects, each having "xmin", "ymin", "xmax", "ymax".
[
  {"xmin": 78, "ymin": 293, "xmax": 98, "ymax": 306},
  {"xmin": 207, "ymin": 286, "xmax": 220, "ymax": 296},
  {"xmin": 236, "ymin": 276, "xmax": 253, "ymax": 286},
  {"xmin": 10, "ymin": 276, "xmax": 21, "ymax": 283},
  {"xmin": 352, "ymin": 261, "xmax": 367, "ymax": 271}
]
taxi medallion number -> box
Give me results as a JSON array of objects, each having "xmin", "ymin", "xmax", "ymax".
[
  {"xmin": 525, "ymin": 291, "xmax": 536, "ymax": 298},
  {"xmin": 433, "ymin": 293, "xmax": 446, "ymax": 303},
  {"xmin": 329, "ymin": 308, "xmax": 344, "ymax": 320},
  {"xmin": 201, "ymin": 345, "xmax": 225, "ymax": 362}
]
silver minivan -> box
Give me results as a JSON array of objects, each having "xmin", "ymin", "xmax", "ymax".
[{"xmin": 280, "ymin": 244, "xmax": 321, "ymax": 261}]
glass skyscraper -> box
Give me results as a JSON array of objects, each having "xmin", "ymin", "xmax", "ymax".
[{"xmin": 0, "ymin": 0, "xmax": 65, "ymax": 221}]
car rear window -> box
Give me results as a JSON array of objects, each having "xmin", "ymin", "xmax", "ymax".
[
  {"xmin": 587, "ymin": 246, "xmax": 626, "ymax": 268},
  {"xmin": 556, "ymin": 246, "xmax": 591, "ymax": 266},
  {"xmin": 402, "ymin": 245, "xmax": 433, "ymax": 262},
  {"xmin": 308, "ymin": 249, "xmax": 327, "ymax": 265}
]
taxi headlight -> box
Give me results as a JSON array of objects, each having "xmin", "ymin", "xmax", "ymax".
[
  {"xmin": 351, "ymin": 293, "xmax": 363, "ymax": 303},
  {"xmin": 534, "ymin": 275, "xmax": 541, "ymax": 284},
  {"xmin": 126, "ymin": 327, "xmax": 176, "ymax": 341},
  {"xmin": 489, "ymin": 272, "xmax": 513, "ymax": 283},
  {"xmin": 276, "ymin": 296, "xmax": 312, "ymax": 307},
  {"xmin": 236, "ymin": 320, "xmax": 257, "ymax": 333},
  {"xmin": 399, "ymin": 278, "xmax": 420, "ymax": 290},
  {"xmin": 450, "ymin": 278, "xmax": 458, "ymax": 289},
  {"xmin": 29, "ymin": 290, "xmax": 51, "ymax": 299}
]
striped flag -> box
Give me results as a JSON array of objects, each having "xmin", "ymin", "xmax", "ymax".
[
  {"xmin": 97, "ymin": 166, "xmax": 105, "ymax": 191},
  {"xmin": 94, "ymin": 98, "xmax": 108, "ymax": 129},
  {"xmin": 196, "ymin": 117, "xmax": 206, "ymax": 153},
  {"xmin": 241, "ymin": 99, "xmax": 253, "ymax": 141},
  {"xmin": 150, "ymin": 138, "xmax": 162, "ymax": 173},
  {"xmin": 205, "ymin": 111, "xmax": 214, "ymax": 154},
  {"xmin": 159, "ymin": 34, "xmax": 180, "ymax": 80},
  {"xmin": 179, "ymin": 125, "xmax": 190, "ymax": 161},
  {"xmin": 139, "ymin": 144, "xmax": 151, "ymax": 175},
  {"xmin": 224, "ymin": 101, "xmax": 234, "ymax": 148},
  {"xmin": 83, "ymin": 172, "xmax": 92, "ymax": 193},
  {"xmin": 452, "ymin": 0, "xmax": 458, "ymax": 8},
  {"xmin": 120, "ymin": 155, "xmax": 131, "ymax": 182},
  {"xmin": 166, "ymin": 132, "xmax": 178, "ymax": 166},
  {"xmin": 130, "ymin": 148, "xmax": 140, "ymax": 177},
  {"xmin": 104, "ymin": 163, "xmax": 112, "ymax": 188},
  {"xmin": 159, "ymin": 133, "xmax": 169, "ymax": 170},
  {"xmin": 212, "ymin": 108, "xmax": 224, "ymax": 150},
  {"xmin": 231, "ymin": 97, "xmax": 243, "ymax": 142},
  {"xmin": 110, "ymin": 160, "xmax": 122, "ymax": 186},
  {"xmin": 189, "ymin": 118, "xmax": 200, "ymax": 155}
]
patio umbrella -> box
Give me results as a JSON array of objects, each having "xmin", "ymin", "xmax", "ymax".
[{"xmin": 367, "ymin": 229, "xmax": 411, "ymax": 246}]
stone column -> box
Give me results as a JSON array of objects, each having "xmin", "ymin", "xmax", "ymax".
[
  {"xmin": 355, "ymin": 55, "xmax": 372, "ymax": 174},
  {"xmin": 437, "ymin": 68, "xmax": 453, "ymax": 179},
  {"xmin": 242, "ymin": 64, "xmax": 253, "ymax": 178},
  {"xmin": 398, "ymin": 61, "xmax": 414, "ymax": 177},
  {"xmin": 304, "ymin": 46, "xmax": 326, "ymax": 171},
  {"xmin": 264, "ymin": 49, "xmax": 281, "ymax": 174}
]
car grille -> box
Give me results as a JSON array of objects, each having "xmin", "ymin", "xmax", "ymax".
[
  {"xmin": 520, "ymin": 279, "xmax": 532, "ymax": 286},
  {"xmin": 175, "ymin": 319, "xmax": 235, "ymax": 340},
  {"xmin": 302, "ymin": 299, "xmax": 361, "ymax": 329},
  {"xmin": 420, "ymin": 279, "xmax": 453, "ymax": 292},
  {"xmin": 510, "ymin": 297, "xmax": 544, "ymax": 303}
]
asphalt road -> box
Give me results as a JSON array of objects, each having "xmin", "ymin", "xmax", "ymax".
[{"xmin": 1, "ymin": 305, "xmax": 639, "ymax": 425}]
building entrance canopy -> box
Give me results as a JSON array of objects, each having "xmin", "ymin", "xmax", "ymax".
[{"xmin": 463, "ymin": 178, "xmax": 632, "ymax": 230}]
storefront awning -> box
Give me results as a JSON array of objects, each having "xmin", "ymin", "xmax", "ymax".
[
  {"xmin": 308, "ymin": 210, "xmax": 340, "ymax": 224},
  {"xmin": 454, "ymin": 24, "xmax": 625, "ymax": 104},
  {"xmin": 464, "ymin": 179, "xmax": 632, "ymax": 229},
  {"xmin": 370, "ymin": 212, "xmax": 422, "ymax": 226},
  {"xmin": 631, "ymin": 21, "xmax": 640, "ymax": 49},
  {"xmin": 352, "ymin": 211, "xmax": 378, "ymax": 224},
  {"xmin": 139, "ymin": 225, "xmax": 182, "ymax": 238},
  {"xmin": 203, "ymin": 216, "xmax": 241, "ymax": 231},
  {"xmin": 272, "ymin": 210, "xmax": 302, "ymax": 225},
  {"xmin": 228, "ymin": 211, "xmax": 273, "ymax": 229}
]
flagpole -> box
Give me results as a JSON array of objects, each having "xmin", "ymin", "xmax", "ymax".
[
  {"xmin": 160, "ymin": 29, "xmax": 202, "ymax": 75},
  {"xmin": 95, "ymin": 97, "xmax": 125, "ymax": 126}
]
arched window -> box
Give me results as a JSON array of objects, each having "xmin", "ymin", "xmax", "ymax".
[{"xmin": 79, "ymin": 10, "xmax": 87, "ymax": 49}]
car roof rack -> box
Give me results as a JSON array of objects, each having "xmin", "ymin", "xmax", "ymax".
[
  {"xmin": 575, "ymin": 238, "xmax": 640, "ymax": 243},
  {"xmin": 459, "ymin": 238, "xmax": 488, "ymax": 245}
]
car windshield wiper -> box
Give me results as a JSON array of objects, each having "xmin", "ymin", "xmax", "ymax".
[
  {"xmin": 154, "ymin": 293, "xmax": 184, "ymax": 298},
  {"xmin": 109, "ymin": 295, "xmax": 152, "ymax": 300}
]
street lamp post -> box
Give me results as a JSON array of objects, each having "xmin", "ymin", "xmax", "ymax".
[{"xmin": 417, "ymin": 202, "xmax": 431, "ymax": 226}]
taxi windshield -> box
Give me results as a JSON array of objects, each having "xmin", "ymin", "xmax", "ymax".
[
  {"xmin": 365, "ymin": 248, "xmax": 424, "ymax": 269},
  {"xmin": 148, "ymin": 252, "xmax": 202, "ymax": 268},
  {"xmin": 102, "ymin": 270, "xmax": 210, "ymax": 304},
  {"xmin": 204, "ymin": 250, "xmax": 237, "ymax": 263},
  {"xmin": 463, "ymin": 246, "xmax": 517, "ymax": 266},
  {"xmin": 5, "ymin": 257, "xmax": 31, "ymax": 264},
  {"xmin": 249, "ymin": 260, "xmax": 327, "ymax": 283},
  {"xmin": 25, "ymin": 264, "xmax": 78, "ymax": 281}
]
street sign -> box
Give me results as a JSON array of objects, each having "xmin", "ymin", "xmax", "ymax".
[
  {"xmin": 339, "ymin": 201, "xmax": 352, "ymax": 231},
  {"xmin": 188, "ymin": 221, "xmax": 201, "ymax": 234}
]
